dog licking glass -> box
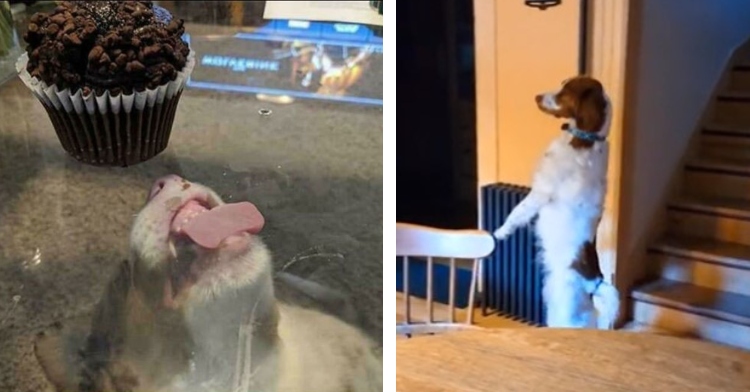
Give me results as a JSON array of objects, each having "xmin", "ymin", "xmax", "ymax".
[{"xmin": 35, "ymin": 175, "xmax": 382, "ymax": 392}]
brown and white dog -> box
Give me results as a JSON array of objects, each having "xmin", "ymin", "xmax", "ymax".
[
  {"xmin": 493, "ymin": 76, "xmax": 619, "ymax": 329},
  {"xmin": 36, "ymin": 175, "xmax": 381, "ymax": 392}
]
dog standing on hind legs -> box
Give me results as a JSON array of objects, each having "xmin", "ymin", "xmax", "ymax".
[{"xmin": 493, "ymin": 76, "xmax": 620, "ymax": 329}]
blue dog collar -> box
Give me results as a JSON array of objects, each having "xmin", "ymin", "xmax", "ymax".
[{"xmin": 563, "ymin": 125, "xmax": 607, "ymax": 142}]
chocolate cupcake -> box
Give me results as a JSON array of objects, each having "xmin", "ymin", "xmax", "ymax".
[{"xmin": 16, "ymin": 1, "xmax": 196, "ymax": 166}]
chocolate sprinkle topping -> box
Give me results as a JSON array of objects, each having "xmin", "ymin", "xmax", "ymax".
[
  {"xmin": 23, "ymin": 1, "xmax": 190, "ymax": 94},
  {"xmin": 76, "ymin": 1, "xmax": 118, "ymax": 31}
]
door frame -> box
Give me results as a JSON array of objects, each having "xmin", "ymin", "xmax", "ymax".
[{"xmin": 473, "ymin": 0, "xmax": 631, "ymax": 323}]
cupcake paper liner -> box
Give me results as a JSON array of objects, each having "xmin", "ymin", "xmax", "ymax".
[{"xmin": 16, "ymin": 49, "xmax": 196, "ymax": 166}]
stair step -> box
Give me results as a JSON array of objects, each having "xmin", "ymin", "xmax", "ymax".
[
  {"xmin": 703, "ymin": 123, "xmax": 750, "ymax": 136},
  {"xmin": 667, "ymin": 196, "xmax": 750, "ymax": 246},
  {"xmin": 700, "ymin": 133, "xmax": 750, "ymax": 161},
  {"xmin": 632, "ymin": 280, "xmax": 750, "ymax": 350},
  {"xmin": 650, "ymin": 235, "xmax": 750, "ymax": 270},
  {"xmin": 669, "ymin": 196, "xmax": 750, "ymax": 220},
  {"xmin": 717, "ymin": 91, "xmax": 750, "ymax": 101},
  {"xmin": 667, "ymin": 204, "xmax": 750, "ymax": 246},
  {"xmin": 712, "ymin": 96, "xmax": 750, "ymax": 126},
  {"xmin": 650, "ymin": 235, "xmax": 750, "ymax": 296},
  {"xmin": 730, "ymin": 66, "xmax": 750, "ymax": 91},
  {"xmin": 686, "ymin": 156, "xmax": 750, "ymax": 176},
  {"xmin": 633, "ymin": 300, "xmax": 750, "ymax": 351},
  {"xmin": 684, "ymin": 169, "xmax": 750, "ymax": 202},
  {"xmin": 633, "ymin": 280, "xmax": 750, "ymax": 327},
  {"xmin": 683, "ymin": 158, "xmax": 750, "ymax": 202}
]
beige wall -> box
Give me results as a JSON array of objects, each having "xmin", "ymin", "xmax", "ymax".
[
  {"xmin": 495, "ymin": 2, "xmax": 581, "ymax": 185},
  {"xmin": 475, "ymin": 1, "xmax": 580, "ymax": 187},
  {"xmin": 618, "ymin": 0, "xmax": 750, "ymax": 290}
]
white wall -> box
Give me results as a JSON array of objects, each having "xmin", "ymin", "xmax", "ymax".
[{"xmin": 620, "ymin": 0, "xmax": 750, "ymax": 278}]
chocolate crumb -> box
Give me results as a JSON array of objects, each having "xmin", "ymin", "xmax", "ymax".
[
  {"xmin": 46, "ymin": 24, "xmax": 59, "ymax": 35},
  {"xmin": 50, "ymin": 14, "xmax": 66, "ymax": 26},
  {"xmin": 115, "ymin": 53, "xmax": 128, "ymax": 66},
  {"xmin": 125, "ymin": 60, "xmax": 145, "ymax": 73},
  {"xmin": 62, "ymin": 22, "xmax": 75, "ymax": 34},
  {"xmin": 88, "ymin": 45, "xmax": 104, "ymax": 62},
  {"xmin": 63, "ymin": 33, "xmax": 82, "ymax": 46}
]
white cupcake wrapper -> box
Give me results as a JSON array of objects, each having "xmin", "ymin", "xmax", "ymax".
[
  {"xmin": 15, "ymin": 49, "xmax": 195, "ymax": 167},
  {"xmin": 15, "ymin": 49, "xmax": 196, "ymax": 114}
]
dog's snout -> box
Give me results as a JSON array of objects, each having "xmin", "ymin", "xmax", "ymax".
[
  {"xmin": 148, "ymin": 175, "xmax": 185, "ymax": 200},
  {"xmin": 535, "ymin": 94, "xmax": 543, "ymax": 104},
  {"xmin": 148, "ymin": 182, "xmax": 165, "ymax": 200}
]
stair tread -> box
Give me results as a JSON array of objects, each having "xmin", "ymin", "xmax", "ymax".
[
  {"xmin": 650, "ymin": 235, "xmax": 750, "ymax": 270},
  {"xmin": 633, "ymin": 280, "xmax": 750, "ymax": 326},
  {"xmin": 670, "ymin": 195, "xmax": 750, "ymax": 218},
  {"xmin": 717, "ymin": 91, "xmax": 750, "ymax": 100},
  {"xmin": 703, "ymin": 123, "xmax": 750, "ymax": 136},
  {"xmin": 687, "ymin": 156, "xmax": 750, "ymax": 173}
]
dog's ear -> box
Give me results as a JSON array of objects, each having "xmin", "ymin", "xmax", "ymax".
[{"xmin": 574, "ymin": 84, "xmax": 607, "ymax": 132}]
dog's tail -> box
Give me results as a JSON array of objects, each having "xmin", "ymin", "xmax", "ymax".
[{"xmin": 591, "ymin": 278, "xmax": 620, "ymax": 329}]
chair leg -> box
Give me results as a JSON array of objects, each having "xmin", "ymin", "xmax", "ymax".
[{"xmin": 467, "ymin": 258, "xmax": 479, "ymax": 325}]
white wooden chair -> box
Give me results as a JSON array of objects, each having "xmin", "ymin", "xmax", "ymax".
[{"xmin": 396, "ymin": 222, "xmax": 495, "ymax": 336}]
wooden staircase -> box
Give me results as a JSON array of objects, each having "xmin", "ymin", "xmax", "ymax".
[{"xmin": 631, "ymin": 53, "xmax": 750, "ymax": 350}]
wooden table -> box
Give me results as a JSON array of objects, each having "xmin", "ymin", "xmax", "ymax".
[{"xmin": 397, "ymin": 328, "xmax": 750, "ymax": 392}]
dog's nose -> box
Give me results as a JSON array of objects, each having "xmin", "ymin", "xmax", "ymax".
[
  {"xmin": 535, "ymin": 94, "xmax": 543, "ymax": 104},
  {"xmin": 148, "ymin": 175, "xmax": 184, "ymax": 200}
]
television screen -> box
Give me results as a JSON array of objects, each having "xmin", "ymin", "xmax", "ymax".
[{"xmin": 185, "ymin": 19, "xmax": 383, "ymax": 105}]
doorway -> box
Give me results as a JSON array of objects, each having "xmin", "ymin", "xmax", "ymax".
[{"xmin": 396, "ymin": 0, "xmax": 477, "ymax": 229}]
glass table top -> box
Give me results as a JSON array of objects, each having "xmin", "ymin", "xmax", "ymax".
[{"xmin": 0, "ymin": 2, "xmax": 382, "ymax": 390}]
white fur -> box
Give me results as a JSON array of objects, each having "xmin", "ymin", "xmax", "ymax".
[
  {"xmin": 130, "ymin": 175, "xmax": 268, "ymax": 300},
  {"xmin": 273, "ymin": 305, "xmax": 383, "ymax": 392},
  {"xmin": 539, "ymin": 89, "xmax": 562, "ymax": 111},
  {"xmin": 126, "ymin": 176, "xmax": 381, "ymax": 391},
  {"xmin": 493, "ymin": 94, "xmax": 619, "ymax": 329}
]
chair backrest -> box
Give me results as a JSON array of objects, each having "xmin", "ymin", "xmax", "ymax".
[{"xmin": 396, "ymin": 222, "xmax": 495, "ymax": 335}]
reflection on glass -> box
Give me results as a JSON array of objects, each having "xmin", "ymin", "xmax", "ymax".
[
  {"xmin": 187, "ymin": 20, "xmax": 383, "ymax": 105},
  {"xmin": 0, "ymin": 1, "xmax": 13, "ymax": 57},
  {"xmin": 0, "ymin": 2, "xmax": 382, "ymax": 391},
  {"xmin": 31, "ymin": 175, "xmax": 382, "ymax": 392},
  {"xmin": 0, "ymin": 1, "xmax": 19, "ymax": 83}
]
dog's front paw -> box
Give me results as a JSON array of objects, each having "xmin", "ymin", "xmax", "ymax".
[{"xmin": 493, "ymin": 226, "xmax": 512, "ymax": 241}]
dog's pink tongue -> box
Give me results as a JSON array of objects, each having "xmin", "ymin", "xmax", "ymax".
[{"xmin": 183, "ymin": 202, "xmax": 265, "ymax": 249}]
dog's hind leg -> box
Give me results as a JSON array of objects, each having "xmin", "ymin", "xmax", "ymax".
[
  {"xmin": 540, "ymin": 240, "xmax": 596, "ymax": 328},
  {"xmin": 573, "ymin": 239, "xmax": 619, "ymax": 328},
  {"xmin": 543, "ymin": 268, "xmax": 595, "ymax": 328}
]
